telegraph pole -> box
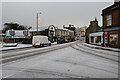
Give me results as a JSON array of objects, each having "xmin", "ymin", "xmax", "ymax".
[
  {"xmin": 37, "ymin": 12, "xmax": 42, "ymax": 35},
  {"xmin": 37, "ymin": 13, "xmax": 38, "ymax": 35}
]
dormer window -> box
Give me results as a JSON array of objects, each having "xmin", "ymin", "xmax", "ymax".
[{"xmin": 106, "ymin": 15, "xmax": 112, "ymax": 26}]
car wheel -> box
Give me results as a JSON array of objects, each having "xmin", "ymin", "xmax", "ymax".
[{"xmin": 49, "ymin": 43, "xmax": 51, "ymax": 46}]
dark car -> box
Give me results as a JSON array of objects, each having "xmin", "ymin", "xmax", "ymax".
[{"xmin": 57, "ymin": 37, "xmax": 65, "ymax": 44}]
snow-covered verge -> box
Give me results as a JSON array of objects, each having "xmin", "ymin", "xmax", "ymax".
[
  {"xmin": 0, "ymin": 43, "xmax": 32, "ymax": 51},
  {"xmin": 3, "ymin": 43, "xmax": 18, "ymax": 47}
]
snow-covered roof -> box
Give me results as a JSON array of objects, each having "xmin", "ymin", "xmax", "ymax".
[
  {"xmin": 0, "ymin": 33, "xmax": 5, "ymax": 36},
  {"xmin": 57, "ymin": 28, "xmax": 74, "ymax": 32},
  {"xmin": 5, "ymin": 30, "xmax": 30, "ymax": 36}
]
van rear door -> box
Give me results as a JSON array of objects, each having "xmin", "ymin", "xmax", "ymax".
[{"xmin": 32, "ymin": 36, "xmax": 41, "ymax": 46}]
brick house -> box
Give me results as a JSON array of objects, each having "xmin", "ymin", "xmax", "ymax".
[
  {"xmin": 102, "ymin": 1, "xmax": 120, "ymax": 48},
  {"xmin": 63, "ymin": 24, "xmax": 76, "ymax": 36},
  {"xmin": 85, "ymin": 18, "xmax": 101, "ymax": 43}
]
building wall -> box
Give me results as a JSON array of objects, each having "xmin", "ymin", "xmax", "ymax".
[
  {"xmin": 102, "ymin": 2, "xmax": 120, "ymax": 48},
  {"xmin": 112, "ymin": 9, "xmax": 120, "ymax": 26},
  {"xmin": 102, "ymin": 2, "xmax": 120, "ymax": 28},
  {"xmin": 102, "ymin": 9, "xmax": 120, "ymax": 28},
  {"xmin": 63, "ymin": 26, "xmax": 76, "ymax": 35},
  {"xmin": 80, "ymin": 26, "xmax": 87, "ymax": 37},
  {"xmin": 56, "ymin": 29, "xmax": 74, "ymax": 37},
  {"xmin": 56, "ymin": 29, "xmax": 74, "ymax": 41},
  {"xmin": 75, "ymin": 28, "xmax": 81, "ymax": 36},
  {"xmin": 85, "ymin": 18, "xmax": 101, "ymax": 43}
]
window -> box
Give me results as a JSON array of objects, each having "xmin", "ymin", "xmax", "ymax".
[
  {"xmin": 95, "ymin": 36, "xmax": 101, "ymax": 43},
  {"xmin": 91, "ymin": 36, "xmax": 94, "ymax": 43},
  {"xmin": 106, "ymin": 15, "xmax": 112, "ymax": 26},
  {"xmin": 110, "ymin": 34, "xmax": 118, "ymax": 45}
]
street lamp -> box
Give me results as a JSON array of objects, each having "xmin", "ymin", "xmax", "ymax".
[{"xmin": 37, "ymin": 12, "xmax": 42, "ymax": 35}]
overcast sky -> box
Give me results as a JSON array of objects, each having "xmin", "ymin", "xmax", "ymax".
[{"xmin": 1, "ymin": 1, "xmax": 114, "ymax": 29}]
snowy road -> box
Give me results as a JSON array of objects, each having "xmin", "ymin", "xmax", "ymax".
[
  {"xmin": 1, "ymin": 42, "xmax": 58, "ymax": 61},
  {"xmin": 2, "ymin": 42, "xmax": 118, "ymax": 78}
]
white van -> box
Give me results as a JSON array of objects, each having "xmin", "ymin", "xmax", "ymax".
[{"xmin": 32, "ymin": 35, "xmax": 51, "ymax": 47}]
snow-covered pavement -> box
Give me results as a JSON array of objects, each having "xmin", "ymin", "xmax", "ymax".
[
  {"xmin": 83, "ymin": 43, "xmax": 119, "ymax": 52},
  {"xmin": 72, "ymin": 43, "xmax": 118, "ymax": 62}
]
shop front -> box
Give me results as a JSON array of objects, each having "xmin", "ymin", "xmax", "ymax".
[
  {"xmin": 89, "ymin": 32, "xmax": 103, "ymax": 46},
  {"xmin": 104, "ymin": 30, "xmax": 120, "ymax": 48},
  {"xmin": 4, "ymin": 30, "xmax": 32, "ymax": 43}
]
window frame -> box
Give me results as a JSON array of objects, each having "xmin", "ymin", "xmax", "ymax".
[{"xmin": 106, "ymin": 15, "xmax": 112, "ymax": 26}]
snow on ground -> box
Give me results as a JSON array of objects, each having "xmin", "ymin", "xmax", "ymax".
[
  {"xmin": 0, "ymin": 44, "xmax": 32, "ymax": 51},
  {"xmin": 78, "ymin": 43, "xmax": 118, "ymax": 56},
  {"xmin": 83, "ymin": 43, "xmax": 119, "ymax": 52},
  {"xmin": 0, "ymin": 42, "xmax": 58, "ymax": 51}
]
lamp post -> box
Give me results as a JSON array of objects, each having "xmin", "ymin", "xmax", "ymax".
[{"xmin": 37, "ymin": 12, "xmax": 42, "ymax": 35}]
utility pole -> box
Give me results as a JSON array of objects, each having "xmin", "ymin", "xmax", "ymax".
[
  {"xmin": 37, "ymin": 12, "xmax": 42, "ymax": 35},
  {"xmin": 37, "ymin": 13, "xmax": 38, "ymax": 35}
]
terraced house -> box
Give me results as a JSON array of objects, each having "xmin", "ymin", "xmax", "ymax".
[{"xmin": 102, "ymin": 1, "xmax": 120, "ymax": 48}]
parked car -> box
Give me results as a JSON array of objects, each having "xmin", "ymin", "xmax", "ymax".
[
  {"xmin": 57, "ymin": 37, "xmax": 65, "ymax": 44},
  {"xmin": 32, "ymin": 35, "xmax": 51, "ymax": 48},
  {"xmin": 66, "ymin": 38, "xmax": 75, "ymax": 42}
]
